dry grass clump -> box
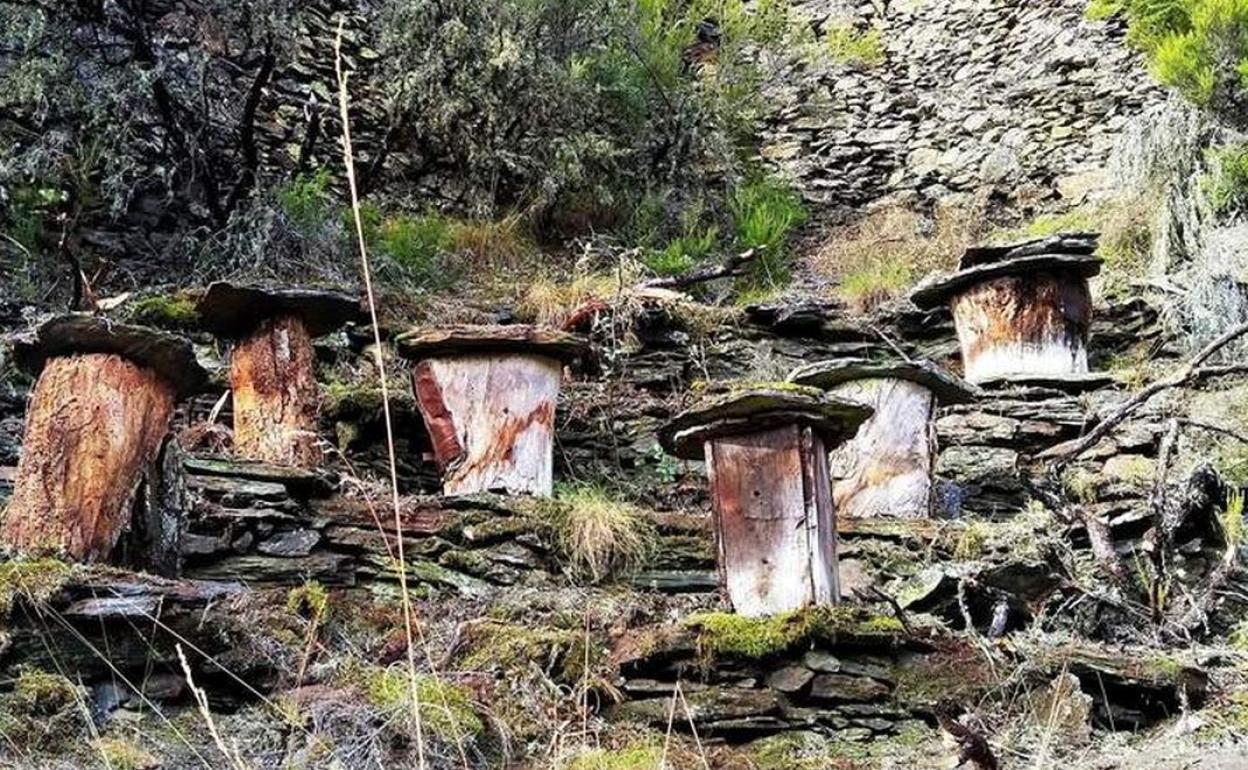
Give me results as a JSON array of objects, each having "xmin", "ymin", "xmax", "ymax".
[
  {"xmin": 811, "ymin": 203, "xmax": 977, "ymax": 312},
  {"xmin": 449, "ymin": 214, "xmax": 536, "ymax": 268},
  {"xmin": 542, "ymin": 485, "xmax": 657, "ymax": 583},
  {"xmin": 517, "ymin": 273, "xmax": 626, "ymax": 328}
]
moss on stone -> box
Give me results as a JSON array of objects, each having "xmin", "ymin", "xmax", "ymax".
[
  {"xmin": 458, "ymin": 619, "xmax": 585, "ymax": 682},
  {"xmin": 563, "ymin": 745, "xmax": 664, "ymax": 770},
  {"xmin": 127, "ymin": 293, "xmax": 200, "ymax": 330},
  {"xmin": 685, "ymin": 606, "xmax": 905, "ymax": 663},
  {"xmin": 0, "ymin": 557, "xmax": 75, "ymax": 617},
  {"xmin": 0, "ymin": 667, "xmax": 88, "ymax": 753},
  {"xmin": 286, "ymin": 580, "xmax": 330, "ymax": 625},
  {"xmin": 339, "ymin": 660, "xmax": 484, "ymax": 740},
  {"xmin": 94, "ymin": 736, "xmax": 159, "ymax": 770}
]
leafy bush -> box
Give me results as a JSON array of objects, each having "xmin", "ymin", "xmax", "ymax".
[
  {"xmin": 1091, "ymin": 0, "xmax": 1248, "ymax": 120},
  {"xmin": 824, "ymin": 23, "xmax": 887, "ymax": 68},
  {"xmin": 1203, "ymin": 141, "xmax": 1248, "ymax": 214}
]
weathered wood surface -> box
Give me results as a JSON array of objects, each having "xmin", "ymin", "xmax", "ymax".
[
  {"xmin": 230, "ymin": 314, "xmax": 323, "ymax": 467},
  {"xmin": 706, "ymin": 424, "xmax": 838, "ymax": 617},
  {"xmin": 829, "ymin": 378, "xmax": 936, "ymax": 519},
  {"xmin": 950, "ymin": 272, "xmax": 1093, "ymax": 384},
  {"xmin": 2, "ymin": 354, "xmax": 175, "ymax": 561},
  {"xmin": 412, "ymin": 353, "xmax": 561, "ymax": 496}
]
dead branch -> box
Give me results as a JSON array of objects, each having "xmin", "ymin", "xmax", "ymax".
[
  {"xmin": 1039, "ymin": 321, "xmax": 1248, "ymax": 462},
  {"xmin": 640, "ymin": 248, "xmax": 759, "ymax": 289}
]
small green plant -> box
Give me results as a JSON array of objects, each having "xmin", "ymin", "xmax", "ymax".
[
  {"xmin": 1204, "ymin": 142, "xmax": 1248, "ymax": 215},
  {"xmin": 730, "ymin": 175, "xmax": 807, "ymax": 290},
  {"xmin": 643, "ymin": 226, "xmax": 719, "ymax": 276},
  {"xmin": 562, "ymin": 745, "xmax": 663, "ymax": 770},
  {"xmin": 94, "ymin": 736, "xmax": 158, "ymax": 770},
  {"xmin": 824, "ymin": 23, "xmax": 886, "ymax": 68},
  {"xmin": 542, "ymin": 484, "xmax": 656, "ymax": 582},
  {"xmin": 1221, "ymin": 488, "xmax": 1245, "ymax": 547},
  {"xmin": 277, "ymin": 169, "xmax": 332, "ymax": 232}
]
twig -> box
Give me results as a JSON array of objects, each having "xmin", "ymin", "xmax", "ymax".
[
  {"xmin": 1039, "ymin": 321, "xmax": 1248, "ymax": 462},
  {"xmin": 178, "ymin": 645, "xmax": 250, "ymax": 770},
  {"xmin": 640, "ymin": 248, "xmax": 759, "ymax": 289}
]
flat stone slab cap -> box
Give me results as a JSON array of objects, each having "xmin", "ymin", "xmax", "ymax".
[
  {"xmin": 659, "ymin": 385, "xmax": 873, "ymax": 460},
  {"xmin": 960, "ymin": 232, "xmax": 1099, "ymax": 269},
  {"xmin": 196, "ymin": 281, "xmax": 364, "ymax": 338},
  {"xmin": 787, "ymin": 357, "xmax": 979, "ymax": 404},
  {"xmin": 395, "ymin": 324, "xmax": 589, "ymax": 362},
  {"xmin": 909, "ymin": 252, "xmax": 1104, "ymax": 309},
  {"xmin": 10, "ymin": 314, "xmax": 209, "ymax": 398},
  {"xmin": 977, "ymin": 371, "xmax": 1117, "ymax": 394}
]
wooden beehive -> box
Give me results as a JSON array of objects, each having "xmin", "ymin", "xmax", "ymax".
[
  {"xmin": 661, "ymin": 386, "xmax": 871, "ymax": 617},
  {"xmin": 2, "ymin": 316, "xmax": 207, "ymax": 561},
  {"xmin": 397, "ymin": 325, "xmax": 588, "ymax": 497},
  {"xmin": 910, "ymin": 235, "xmax": 1102, "ymax": 385},
  {"xmin": 197, "ymin": 282, "xmax": 363, "ymax": 467},
  {"xmin": 789, "ymin": 359, "xmax": 977, "ymax": 520}
]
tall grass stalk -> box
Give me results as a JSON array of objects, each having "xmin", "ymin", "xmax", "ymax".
[{"xmin": 334, "ymin": 19, "xmax": 429, "ymax": 770}]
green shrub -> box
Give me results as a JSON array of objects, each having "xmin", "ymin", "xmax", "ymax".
[
  {"xmin": 1091, "ymin": 0, "xmax": 1248, "ymax": 117},
  {"xmin": 1204, "ymin": 141, "xmax": 1248, "ymax": 214},
  {"xmin": 730, "ymin": 175, "xmax": 807, "ymax": 289},
  {"xmin": 276, "ymin": 169, "xmax": 331, "ymax": 232},
  {"xmin": 824, "ymin": 23, "xmax": 886, "ymax": 68},
  {"xmin": 643, "ymin": 226, "xmax": 720, "ymax": 276}
]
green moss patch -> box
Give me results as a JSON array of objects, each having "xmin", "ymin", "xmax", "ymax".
[
  {"xmin": 127, "ymin": 293, "xmax": 201, "ymax": 331},
  {"xmin": 338, "ymin": 660, "xmax": 484, "ymax": 741},
  {"xmin": 684, "ymin": 606, "xmax": 905, "ymax": 663},
  {"xmin": 0, "ymin": 558, "xmax": 75, "ymax": 617}
]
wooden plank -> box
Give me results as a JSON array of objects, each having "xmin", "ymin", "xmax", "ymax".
[
  {"xmin": 828, "ymin": 378, "xmax": 935, "ymax": 519},
  {"xmin": 412, "ymin": 353, "xmax": 561, "ymax": 496},
  {"xmin": 1, "ymin": 354, "xmax": 174, "ymax": 561},
  {"xmin": 951, "ymin": 272, "xmax": 1093, "ymax": 383},
  {"xmin": 804, "ymin": 428, "xmax": 839, "ymax": 604},
  {"xmin": 707, "ymin": 425, "xmax": 835, "ymax": 616},
  {"xmin": 230, "ymin": 314, "xmax": 322, "ymax": 467}
]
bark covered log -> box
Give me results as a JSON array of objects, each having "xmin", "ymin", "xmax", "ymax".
[
  {"xmin": 230, "ymin": 314, "xmax": 322, "ymax": 467},
  {"xmin": 411, "ymin": 353, "xmax": 561, "ymax": 496},
  {"xmin": 2, "ymin": 354, "xmax": 174, "ymax": 561}
]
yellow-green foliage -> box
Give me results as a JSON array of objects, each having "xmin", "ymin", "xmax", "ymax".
[
  {"xmin": 1222, "ymin": 488, "xmax": 1245, "ymax": 547},
  {"xmin": 341, "ymin": 661, "xmax": 484, "ymax": 740},
  {"xmin": 277, "ymin": 168, "xmax": 332, "ymax": 232},
  {"xmin": 685, "ymin": 606, "xmax": 904, "ymax": 662},
  {"xmin": 1088, "ymin": 0, "xmax": 1248, "ymax": 111},
  {"xmin": 448, "ymin": 214, "xmax": 535, "ymax": 267},
  {"xmin": 1203, "ymin": 141, "xmax": 1248, "ymax": 215},
  {"xmin": 811, "ymin": 203, "xmax": 976, "ymax": 312},
  {"xmin": 286, "ymin": 580, "xmax": 330, "ymax": 625},
  {"xmin": 543, "ymin": 485, "xmax": 656, "ymax": 583},
  {"xmin": 730, "ymin": 175, "xmax": 808, "ymax": 291},
  {"xmin": 562, "ymin": 746, "xmax": 663, "ymax": 770},
  {"xmin": 127, "ymin": 293, "xmax": 200, "ymax": 330},
  {"xmin": 94, "ymin": 736, "xmax": 158, "ymax": 770},
  {"xmin": 0, "ymin": 558, "xmax": 74, "ymax": 616},
  {"xmin": 1063, "ymin": 467, "xmax": 1101, "ymax": 503},
  {"xmin": 515, "ymin": 272, "xmax": 626, "ymax": 327},
  {"xmin": 824, "ymin": 23, "xmax": 886, "ymax": 68},
  {"xmin": 1228, "ymin": 617, "xmax": 1248, "ymax": 648}
]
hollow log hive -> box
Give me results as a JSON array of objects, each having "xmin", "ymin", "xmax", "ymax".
[
  {"xmin": 909, "ymin": 234, "xmax": 1103, "ymax": 385},
  {"xmin": 196, "ymin": 282, "xmax": 363, "ymax": 468},
  {"xmin": 2, "ymin": 315, "xmax": 206, "ymax": 561},
  {"xmin": 660, "ymin": 387, "xmax": 872, "ymax": 616},
  {"xmin": 789, "ymin": 359, "xmax": 977, "ymax": 520},
  {"xmin": 397, "ymin": 325, "xmax": 588, "ymax": 497}
]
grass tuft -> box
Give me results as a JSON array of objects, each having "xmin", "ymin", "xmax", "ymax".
[{"xmin": 541, "ymin": 485, "xmax": 656, "ymax": 583}]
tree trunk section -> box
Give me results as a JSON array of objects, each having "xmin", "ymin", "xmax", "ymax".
[
  {"xmin": 2, "ymin": 354, "xmax": 174, "ymax": 561},
  {"xmin": 411, "ymin": 353, "xmax": 561, "ymax": 497},
  {"xmin": 231, "ymin": 315, "xmax": 322, "ymax": 467},
  {"xmin": 705, "ymin": 424, "xmax": 838, "ymax": 617},
  {"xmin": 829, "ymin": 378, "xmax": 936, "ymax": 519},
  {"xmin": 951, "ymin": 272, "xmax": 1092, "ymax": 383}
]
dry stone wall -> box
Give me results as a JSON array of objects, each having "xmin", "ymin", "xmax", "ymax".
[{"xmin": 766, "ymin": 0, "xmax": 1164, "ymax": 212}]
